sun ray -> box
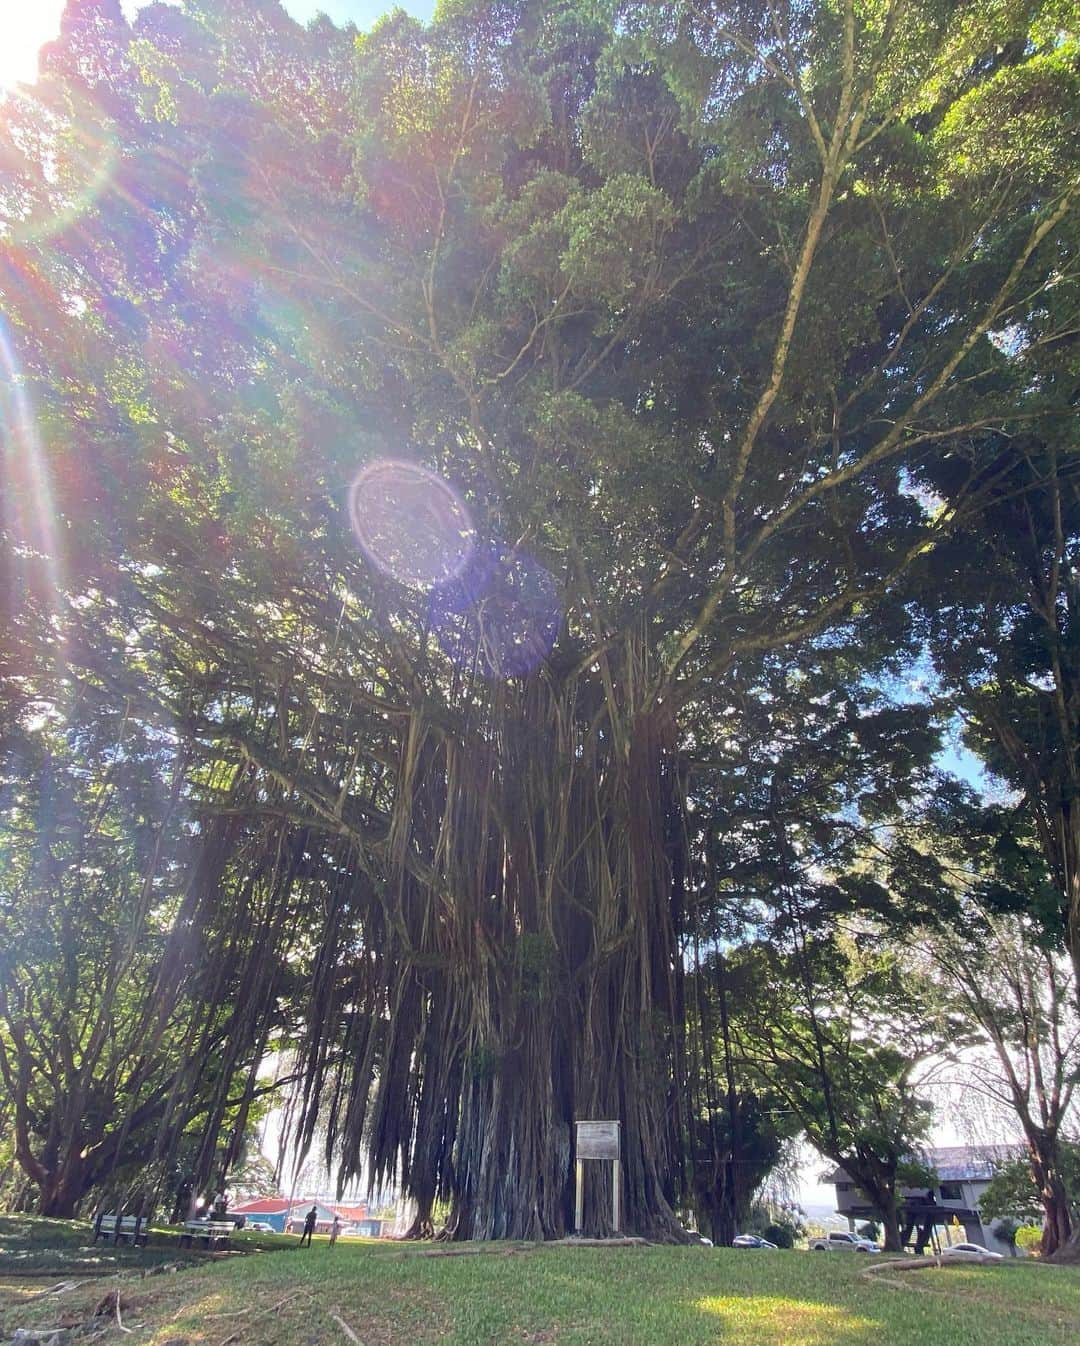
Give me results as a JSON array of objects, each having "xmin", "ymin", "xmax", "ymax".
[{"xmin": 0, "ymin": 310, "xmax": 65, "ymax": 629}]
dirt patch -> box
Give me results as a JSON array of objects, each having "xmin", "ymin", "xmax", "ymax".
[
  {"xmin": 315, "ymin": 1287, "xmax": 450, "ymax": 1346},
  {"xmin": 3, "ymin": 1256, "xmax": 446, "ymax": 1346},
  {"xmin": 0, "ymin": 1267, "xmax": 203, "ymax": 1344}
]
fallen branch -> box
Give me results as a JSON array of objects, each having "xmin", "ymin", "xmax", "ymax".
[
  {"xmin": 552, "ymin": 1237, "xmax": 650, "ymax": 1248},
  {"xmin": 862, "ymin": 1255, "xmax": 943, "ymax": 1277},
  {"xmin": 329, "ymin": 1308, "xmax": 363, "ymax": 1343},
  {"xmin": 93, "ymin": 1287, "xmax": 134, "ymax": 1334},
  {"xmin": 406, "ymin": 1241, "xmax": 540, "ymax": 1258},
  {"xmin": 218, "ymin": 1289, "xmax": 307, "ymax": 1346},
  {"xmin": 24, "ymin": 1280, "xmax": 82, "ymax": 1300}
]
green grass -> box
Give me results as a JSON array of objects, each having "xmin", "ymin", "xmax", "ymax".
[{"xmin": 2, "ymin": 1230, "xmax": 1078, "ymax": 1345}]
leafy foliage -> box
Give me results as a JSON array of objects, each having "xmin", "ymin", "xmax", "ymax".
[{"xmin": 0, "ymin": 0, "xmax": 1077, "ymax": 1238}]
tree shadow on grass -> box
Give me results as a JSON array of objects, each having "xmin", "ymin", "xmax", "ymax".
[{"xmin": 0, "ymin": 1215, "xmax": 204, "ymax": 1280}]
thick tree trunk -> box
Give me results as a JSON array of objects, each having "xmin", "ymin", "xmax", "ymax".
[
  {"xmin": 1030, "ymin": 1143, "xmax": 1073, "ymax": 1258},
  {"xmin": 37, "ymin": 1191, "xmax": 81, "ymax": 1219},
  {"xmin": 433, "ymin": 702, "xmax": 687, "ymax": 1239},
  {"xmin": 35, "ymin": 1158, "xmax": 90, "ymax": 1219},
  {"xmin": 839, "ymin": 1164, "xmax": 902, "ymax": 1252},
  {"xmin": 443, "ymin": 949, "xmax": 685, "ymax": 1241},
  {"xmin": 693, "ymin": 1162, "xmax": 740, "ymax": 1248},
  {"xmin": 280, "ymin": 655, "xmax": 691, "ymax": 1241},
  {"xmin": 378, "ymin": 689, "xmax": 688, "ymax": 1240},
  {"xmin": 1064, "ymin": 801, "xmax": 1080, "ymax": 1020},
  {"xmin": 878, "ymin": 1192, "xmax": 903, "ymax": 1253}
]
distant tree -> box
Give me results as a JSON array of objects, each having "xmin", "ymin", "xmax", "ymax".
[
  {"xmin": 733, "ymin": 931, "xmax": 947, "ymax": 1251},
  {"xmin": 914, "ymin": 445, "xmax": 1080, "ymax": 1011},
  {"xmin": 227, "ymin": 1138, "xmax": 279, "ymax": 1201},
  {"xmin": 901, "ymin": 839, "xmax": 1080, "ymax": 1255},
  {"xmin": 0, "ymin": 718, "xmax": 295, "ymax": 1215},
  {"xmin": 910, "ymin": 430, "xmax": 1080, "ymax": 1261},
  {"xmin": 980, "ymin": 1146, "xmax": 1080, "ymax": 1229},
  {"xmin": 763, "ymin": 1222, "xmax": 796, "ymax": 1249},
  {"xmin": 994, "ymin": 1216, "xmax": 1021, "ymax": 1257},
  {"xmin": 685, "ymin": 946, "xmax": 800, "ymax": 1246}
]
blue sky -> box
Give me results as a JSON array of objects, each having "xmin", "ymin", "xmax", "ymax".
[{"xmin": 284, "ymin": 1, "xmax": 436, "ymax": 25}]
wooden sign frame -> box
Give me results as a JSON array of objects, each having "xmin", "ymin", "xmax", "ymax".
[{"xmin": 574, "ymin": 1119, "xmax": 622, "ymax": 1235}]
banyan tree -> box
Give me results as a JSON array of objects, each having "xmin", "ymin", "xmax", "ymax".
[{"xmin": 2, "ymin": 1, "xmax": 1077, "ymax": 1235}]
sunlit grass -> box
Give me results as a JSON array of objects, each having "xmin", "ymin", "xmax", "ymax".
[{"xmin": 695, "ymin": 1294, "xmax": 878, "ymax": 1345}]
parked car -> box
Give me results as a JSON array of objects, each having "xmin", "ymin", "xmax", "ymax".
[
  {"xmin": 939, "ymin": 1242, "xmax": 1003, "ymax": 1261},
  {"xmin": 245, "ymin": 1221, "xmax": 277, "ymax": 1233},
  {"xmin": 808, "ymin": 1231, "xmax": 879, "ymax": 1253},
  {"xmin": 732, "ymin": 1234, "xmax": 778, "ymax": 1249}
]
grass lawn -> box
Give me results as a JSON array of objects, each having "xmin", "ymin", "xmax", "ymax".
[{"xmin": 1, "ymin": 1229, "xmax": 1078, "ymax": 1345}]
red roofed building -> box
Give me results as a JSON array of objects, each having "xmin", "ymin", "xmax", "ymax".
[
  {"xmin": 328, "ymin": 1202, "xmax": 368, "ymax": 1223},
  {"xmin": 230, "ymin": 1196, "xmax": 342, "ymax": 1233},
  {"xmin": 230, "ymin": 1198, "xmax": 292, "ymax": 1217}
]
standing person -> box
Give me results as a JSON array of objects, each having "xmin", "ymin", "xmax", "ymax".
[
  {"xmin": 328, "ymin": 1215, "xmax": 342, "ymax": 1248},
  {"xmin": 299, "ymin": 1205, "xmax": 317, "ymax": 1248}
]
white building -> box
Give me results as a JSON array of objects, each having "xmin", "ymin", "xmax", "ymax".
[{"xmin": 824, "ymin": 1145, "xmax": 1024, "ymax": 1256}]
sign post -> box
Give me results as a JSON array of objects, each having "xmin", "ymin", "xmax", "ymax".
[{"xmin": 574, "ymin": 1120, "xmax": 622, "ymax": 1236}]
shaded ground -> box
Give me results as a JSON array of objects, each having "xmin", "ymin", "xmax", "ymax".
[
  {"xmin": 0, "ymin": 1214, "xmax": 294, "ymax": 1278},
  {"xmin": 2, "ymin": 1228, "xmax": 1079, "ymax": 1346}
]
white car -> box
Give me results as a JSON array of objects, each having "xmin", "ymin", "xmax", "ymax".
[
  {"xmin": 939, "ymin": 1242, "xmax": 1003, "ymax": 1261},
  {"xmin": 808, "ymin": 1231, "xmax": 879, "ymax": 1253},
  {"xmin": 732, "ymin": 1234, "xmax": 777, "ymax": 1249},
  {"xmin": 245, "ymin": 1221, "xmax": 277, "ymax": 1233}
]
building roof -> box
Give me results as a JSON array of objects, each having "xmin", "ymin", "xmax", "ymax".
[
  {"xmin": 230, "ymin": 1198, "xmax": 292, "ymax": 1215},
  {"xmin": 328, "ymin": 1203, "xmax": 368, "ymax": 1221},
  {"xmin": 823, "ymin": 1144, "xmax": 1023, "ymax": 1186},
  {"xmin": 230, "ymin": 1196, "xmax": 342, "ymax": 1219},
  {"xmin": 922, "ymin": 1145, "xmax": 1024, "ymax": 1182}
]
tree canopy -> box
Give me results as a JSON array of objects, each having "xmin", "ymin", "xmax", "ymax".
[{"xmin": 1, "ymin": 0, "xmax": 1077, "ymax": 1242}]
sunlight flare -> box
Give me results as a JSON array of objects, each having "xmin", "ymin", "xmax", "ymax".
[{"xmin": 0, "ymin": 3, "xmax": 65, "ymax": 93}]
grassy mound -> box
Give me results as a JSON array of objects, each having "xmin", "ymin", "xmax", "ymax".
[{"xmin": 2, "ymin": 1229, "xmax": 1079, "ymax": 1345}]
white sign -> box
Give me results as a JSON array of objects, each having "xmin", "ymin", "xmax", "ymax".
[{"xmin": 576, "ymin": 1119, "xmax": 620, "ymax": 1161}]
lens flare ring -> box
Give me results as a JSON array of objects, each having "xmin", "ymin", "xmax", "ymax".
[
  {"xmin": 1, "ymin": 93, "xmax": 120, "ymax": 248},
  {"xmin": 348, "ymin": 458, "xmax": 475, "ymax": 591}
]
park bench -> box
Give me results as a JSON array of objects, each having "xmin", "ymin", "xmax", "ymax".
[
  {"xmin": 92, "ymin": 1211, "xmax": 151, "ymax": 1245},
  {"xmin": 179, "ymin": 1219, "xmax": 233, "ymax": 1249}
]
